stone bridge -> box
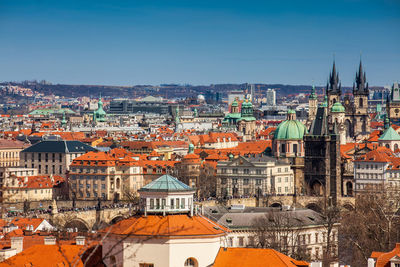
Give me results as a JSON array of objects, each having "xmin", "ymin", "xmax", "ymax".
[
  {"xmin": 39, "ymin": 207, "xmax": 132, "ymax": 231},
  {"xmin": 198, "ymin": 196, "xmax": 355, "ymax": 212}
]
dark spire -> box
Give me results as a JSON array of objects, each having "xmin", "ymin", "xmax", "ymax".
[
  {"xmin": 327, "ymin": 60, "xmax": 341, "ymax": 95},
  {"xmin": 354, "ymin": 59, "xmax": 368, "ymax": 95}
]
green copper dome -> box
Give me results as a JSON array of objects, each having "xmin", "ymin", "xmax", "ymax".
[
  {"xmin": 274, "ymin": 118, "xmax": 307, "ymax": 140},
  {"xmin": 331, "ymin": 102, "xmax": 345, "ymax": 113},
  {"xmin": 287, "ymin": 109, "xmax": 296, "ymax": 114}
]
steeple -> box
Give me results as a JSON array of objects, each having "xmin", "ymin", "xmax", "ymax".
[
  {"xmin": 309, "ymin": 84, "xmax": 317, "ymax": 100},
  {"xmin": 175, "ymin": 106, "xmax": 180, "ymax": 124},
  {"xmin": 61, "ymin": 111, "xmax": 67, "ymax": 127},
  {"xmin": 353, "ymin": 59, "xmax": 369, "ymax": 95},
  {"xmin": 327, "ymin": 60, "xmax": 341, "ymax": 96}
]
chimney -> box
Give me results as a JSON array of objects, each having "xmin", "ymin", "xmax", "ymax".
[
  {"xmin": 76, "ymin": 236, "xmax": 85, "ymax": 246},
  {"xmin": 44, "ymin": 236, "xmax": 56, "ymax": 245},
  {"xmin": 11, "ymin": 236, "xmax": 23, "ymax": 254}
]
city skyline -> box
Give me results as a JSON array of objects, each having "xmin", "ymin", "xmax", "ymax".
[{"xmin": 0, "ymin": 0, "xmax": 399, "ymax": 86}]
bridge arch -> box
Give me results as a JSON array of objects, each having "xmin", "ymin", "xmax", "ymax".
[
  {"xmin": 64, "ymin": 218, "xmax": 90, "ymax": 232},
  {"xmin": 269, "ymin": 202, "xmax": 282, "ymax": 208}
]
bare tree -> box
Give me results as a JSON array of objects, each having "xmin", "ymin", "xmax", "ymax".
[
  {"xmin": 318, "ymin": 197, "xmax": 340, "ymax": 267},
  {"xmin": 339, "ymin": 187, "xmax": 400, "ymax": 267},
  {"xmin": 252, "ymin": 209, "xmax": 310, "ymax": 261}
]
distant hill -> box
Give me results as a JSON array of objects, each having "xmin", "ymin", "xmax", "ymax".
[{"xmin": 1, "ymin": 81, "xmax": 383, "ymax": 99}]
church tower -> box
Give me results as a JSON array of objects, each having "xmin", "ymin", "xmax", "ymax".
[
  {"xmin": 352, "ymin": 60, "xmax": 370, "ymax": 136},
  {"xmin": 304, "ymin": 106, "xmax": 341, "ymax": 204},
  {"xmin": 326, "ymin": 61, "xmax": 341, "ymax": 110},
  {"xmin": 308, "ymin": 84, "xmax": 318, "ymax": 125}
]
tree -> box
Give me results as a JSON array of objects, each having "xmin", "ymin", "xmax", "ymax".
[
  {"xmin": 339, "ymin": 188, "xmax": 400, "ymax": 267},
  {"xmin": 319, "ymin": 197, "xmax": 340, "ymax": 267},
  {"xmin": 252, "ymin": 209, "xmax": 310, "ymax": 261}
]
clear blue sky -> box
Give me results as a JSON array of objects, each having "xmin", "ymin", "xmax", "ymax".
[{"xmin": 0, "ymin": 0, "xmax": 399, "ymax": 86}]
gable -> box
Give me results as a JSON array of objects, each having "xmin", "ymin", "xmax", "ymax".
[{"xmin": 226, "ymin": 156, "xmax": 255, "ymax": 167}]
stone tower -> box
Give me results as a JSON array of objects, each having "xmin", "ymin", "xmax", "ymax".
[
  {"xmin": 308, "ymin": 84, "xmax": 318, "ymax": 126},
  {"xmin": 304, "ymin": 106, "xmax": 341, "ymax": 205},
  {"xmin": 352, "ymin": 60, "xmax": 370, "ymax": 136},
  {"xmin": 238, "ymin": 98, "xmax": 256, "ymax": 141},
  {"xmin": 386, "ymin": 82, "xmax": 400, "ymax": 124}
]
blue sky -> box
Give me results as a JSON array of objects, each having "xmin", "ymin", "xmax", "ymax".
[{"xmin": 0, "ymin": 0, "xmax": 399, "ymax": 86}]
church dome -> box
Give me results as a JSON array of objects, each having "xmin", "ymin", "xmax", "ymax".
[
  {"xmin": 331, "ymin": 102, "xmax": 345, "ymax": 113},
  {"xmin": 274, "ymin": 117, "xmax": 307, "ymax": 140}
]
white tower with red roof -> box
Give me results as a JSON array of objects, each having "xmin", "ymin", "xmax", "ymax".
[{"xmin": 101, "ymin": 174, "xmax": 229, "ymax": 267}]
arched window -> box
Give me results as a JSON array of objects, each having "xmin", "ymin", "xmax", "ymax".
[
  {"xmin": 184, "ymin": 258, "xmax": 198, "ymax": 267},
  {"xmin": 116, "ymin": 178, "xmax": 121, "ymax": 189},
  {"xmin": 359, "ymin": 98, "xmax": 363, "ymax": 108},
  {"xmin": 386, "ymin": 144, "xmax": 390, "ymax": 149},
  {"xmin": 395, "ymin": 144, "xmax": 399, "ymax": 151},
  {"xmin": 293, "ymin": 144, "xmax": 298, "ymax": 154}
]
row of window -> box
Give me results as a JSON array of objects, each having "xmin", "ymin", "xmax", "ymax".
[
  {"xmin": 228, "ymin": 232, "xmax": 336, "ymax": 248},
  {"xmin": 1, "ymin": 151, "xmax": 19, "ymax": 159},
  {"xmin": 72, "ymin": 183, "xmax": 106, "ymax": 190},
  {"xmin": 7, "ymin": 189, "xmax": 52, "ymax": 194},
  {"xmin": 70, "ymin": 175, "xmax": 106, "ymax": 181},
  {"xmin": 30, "ymin": 164, "xmax": 63, "ymax": 175},
  {"xmin": 355, "ymin": 163, "xmax": 382, "ymax": 170},
  {"xmin": 356, "ymin": 173, "xmax": 383, "ymax": 180},
  {"xmin": 78, "ymin": 191, "xmax": 106, "ymax": 198},
  {"xmin": 149, "ymin": 198, "xmax": 187, "ymax": 210},
  {"xmin": 24, "ymin": 152, "xmax": 64, "ymax": 162}
]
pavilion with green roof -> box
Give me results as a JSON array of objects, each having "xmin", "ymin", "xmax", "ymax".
[
  {"xmin": 139, "ymin": 174, "xmax": 195, "ymax": 216},
  {"xmin": 378, "ymin": 125, "xmax": 400, "ymax": 151}
]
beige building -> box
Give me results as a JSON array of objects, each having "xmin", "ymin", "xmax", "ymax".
[
  {"xmin": 69, "ymin": 151, "xmax": 143, "ymax": 201},
  {"xmin": 204, "ymin": 207, "xmax": 339, "ymax": 262},
  {"xmin": 20, "ymin": 140, "xmax": 96, "ymax": 176},
  {"xmin": 3, "ymin": 174, "xmax": 65, "ymax": 203},
  {"xmin": 0, "ymin": 140, "xmax": 28, "ymax": 167},
  {"xmin": 216, "ymin": 155, "xmax": 294, "ymax": 198}
]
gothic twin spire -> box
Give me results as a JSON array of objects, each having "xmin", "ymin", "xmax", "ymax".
[
  {"xmin": 326, "ymin": 61, "xmax": 341, "ymax": 95},
  {"xmin": 324, "ymin": 59, "xmax": 368, "ymax": 96},
  {"xmin": 353, "ymin": 60, "xmax": 369, "ymax": 95}
]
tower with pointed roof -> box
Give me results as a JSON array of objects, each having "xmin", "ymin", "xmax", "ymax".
[
  {"xmin": 350, "ymin": 60, "xmax": 370, "ymax": 137},
  {"xmin": 238, "ymin": 97, "xmax": 256, "ymax": 141},
  {"xmin": 61, "ymin": 111, "xmax": 67, "ymax": 128},
  {"xmin": 386, "ymin": 82, "xmax": 400, "ymax": 124},
  {"xmin": 326, "ymin": 61, "xmax": 342, "ymax": 110},
  {"xmin": 307, "ymin": 84, "xmax": 318, "ymax": 125},
  {"xmin": 93, "ymin": 95, "xmax": 107, "ymax": 123},
  {"xmin": 304, "ymin": 105, "xmax": 341, "ymax": 204}
]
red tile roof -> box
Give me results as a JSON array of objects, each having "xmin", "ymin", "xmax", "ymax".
[
  {"xmin": 213, "ymin": 248, "xmax": 309, "ymax": 267},
  {"xmin": 100, "ymin": 215, "xmax": 228, "ymax": 238},
  {"xmin": 371, "ymin": 243, "xmax": 400, "ymax": 267},
  {"xmin": 0, "ymin": 244, "xmax": 98, "ymax": 267}
]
